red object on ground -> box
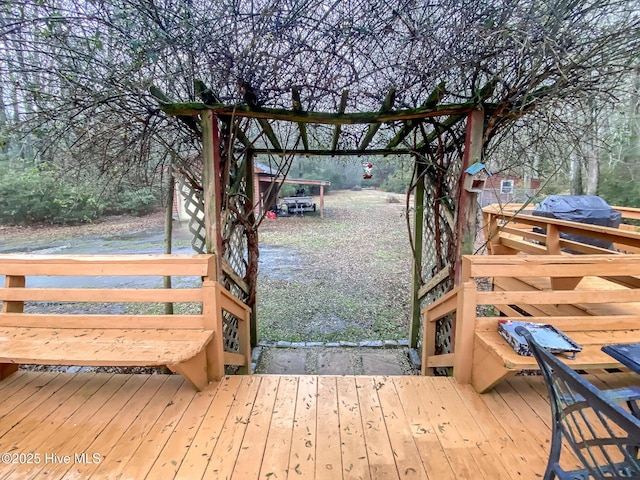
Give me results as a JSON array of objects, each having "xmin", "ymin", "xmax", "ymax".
[{"xmin": 266, "ymin": 211, "xmax": 276, "ymax": 219}]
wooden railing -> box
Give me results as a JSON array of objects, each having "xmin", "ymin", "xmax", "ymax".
[{"xmin": 482, "ymin": 203, "xmax": 640, "ymax": 256}]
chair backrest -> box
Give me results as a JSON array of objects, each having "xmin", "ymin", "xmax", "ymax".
[{"xmin": 516, "ymin": 326, "xmax": 640, "ymax": 478}]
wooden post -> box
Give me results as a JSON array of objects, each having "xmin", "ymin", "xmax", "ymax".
[
  {"xmin": 409, "ymin": 155, "xmax": 426, "ymax": 349},
  {"xmin": 246, "ymin": 150, "xmax": 259, "ymax": 348},
  {"xmin": 2, "ymin": 275, "xmax": 25, "ymax": 313},
  {"xmin": 452, "ymin": 282, "xmax": 477, "ymax": 384},
  {"xmin": 202, "ymin": 111, "xmax": 224, "ymax": 279},
  {"xmin": 1, "ymin": 275, "xmax": 23, "ymax": 378},
  {"xmin": 164, "ymin": 168, "xmax": 174, "ymax": 315},
  {"xmin": 421, "ymin": 307, "xmax": 435, "ymax": 376},
  {"xmin": 203, "ymin": 280, "xmax": 225, "ymax": 382},
  {"xmin": 454, "ymin": 109, "xmax": 484, "ymax": 285}
]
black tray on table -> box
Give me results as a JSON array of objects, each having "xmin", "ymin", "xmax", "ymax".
[{"xmin": 498, "ymin": 320, "xmax": 582, "ymax": 359}]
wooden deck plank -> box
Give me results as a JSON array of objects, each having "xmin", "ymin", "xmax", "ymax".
[
  {"xmin": 492, "ymin": 379, "xmax": 553, "ymax": 452},
  {"xmin": 0, "ymin": 370, "xmax": 43, "ymax": 400},
  {"xmin": 21, "ymin": 374, "xmax": 150, "ymax": 479},
  {"xmin": 117, "ymin": 378, "xmax": 211, "ymax": 479},
  {"xmin": 288, "ymin": 375, "xmax": 318, "ymax": 478},
  {"xmin": 394, "ymin": 377, "xmax": 457, "ymax": 480},
  {"xmin": 0, "ymin": 372, "xmax": 74, "ymax": 441},
  {"xmin": 0, "ymin": 373, "xmax": 111, "ymax": 478},
  {"xmin": 410, "ymin": 376, "xmax": 486, "ymax": 479},
  {"xmin": 355, "ymin": 377, "xmax": 400, "ymax": 479},
  {"xmin": 336, "ymin": 376, "xmax": 371, "ymax": 480},
  {"xmin": 429, "ymin": 377, "xmax": 513, "ymax": 480},
  {"xmin": 476, "ymin": 380, "xmax": 549, "ymax": 457},
  {"xmin": 0, "ymin": 369, "xmax": 28, "ymax": 392},
  {"xmin": 0, "ymin": 371, "xmax": 617, "ymax": 479},
  {"xmin": 143, "ymin": 377, "xmax": 224, "ymax": 478},
  {"xmin": 232, "ymin": 376, "xmax": 280, "ymax": 479},
  {"xmin": 174, "ymin": 375, "xmax": 243, "ymax": 479},
  {"xmin": 57, "ymin": 375, "xmax": 167, "ymax": 479},
  {"xmin": 18, "ymin": 373, "xmax": 130, "ymax": 479},
  {"xmin": 504, "ymin": 375, "xmax": 552, "ymax": 429},
  {"xmin": 376, "ymin": 378, "xmax": 429, "ymax": 479},
  {"xmin": 453, "ymin": 380, "xmax": 549, "ymax": 478},
  {"xmin": 315, "ymin": 376, "xmax": 343, "ymax": 479},
  {"xmin": 258, "ymin": 376, "xmax": 299, "ymax": 479},
  {"xmin": 204, "ymin": 376, "xmax": 262, "ymax": 479},
  {"xmin": 81, "ymin": 375, "xmax": 186, "ymax": 479}
]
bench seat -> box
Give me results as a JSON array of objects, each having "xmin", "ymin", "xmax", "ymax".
[{"xmin": 0, "ymin": 327, "xmax": 214, "ymax": 366}]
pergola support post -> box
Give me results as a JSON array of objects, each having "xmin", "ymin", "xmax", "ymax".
[
  {"xmin": 202, "ymin": 111, "xmax": 224, "ymax": 278},
  {"xmin": 409, "ymin": 155, "xmax": 426, "ymax": 349},
  {"xmin": 454, "ymin": 109, "xmax": 484, "ymax": 284},
  {"xmin": 245, "ymin": 150, "xmax": 259, "ymax": 348}
]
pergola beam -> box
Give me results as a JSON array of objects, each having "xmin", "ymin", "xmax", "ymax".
[
  {"xmin": 158, "ymin": 100, "xmax": 483, "ymax": 125},
  {"xmin": 256, "ymin": 118, "xmax": 281, "ymax": 151}
]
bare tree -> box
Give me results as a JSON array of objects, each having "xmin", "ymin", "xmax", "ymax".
[{"xmin": 0, "ymin": 0, "xmax": 638, "ymax": 186}]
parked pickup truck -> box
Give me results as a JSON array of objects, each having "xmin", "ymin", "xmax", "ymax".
[{"xmin": 280, "ymin": 196, "xmax": 316, "ymax": 214}]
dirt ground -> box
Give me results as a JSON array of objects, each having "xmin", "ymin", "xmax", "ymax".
[{"xmin": 257, "ymin": 188, "xmax": 413, "ymax": 343}]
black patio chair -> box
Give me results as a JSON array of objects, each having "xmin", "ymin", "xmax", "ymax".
[{"xmin": 516, "ymin": 326, "xmax": 640, "ymax": 479}]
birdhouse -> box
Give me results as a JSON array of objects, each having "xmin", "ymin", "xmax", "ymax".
[{"xmin": 463, "ymin": 162, "xmax": 491, "ymax": 193}]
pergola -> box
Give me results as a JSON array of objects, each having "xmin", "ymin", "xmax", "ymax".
[{"xmin": 153, "ymin": 80, "xmax": 506, "ymax": 360}]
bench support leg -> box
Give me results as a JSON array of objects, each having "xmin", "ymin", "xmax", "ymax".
[
  {"xmin": 168, "ymin": 350, "xmax": 208, "ymax": 391},
  {"xmin": 0, "ymin": 363, "xmax": 18, "ymax": 380},
  {"xmin": 471, "ymin": 342, "xmax": 518, "ymax": 393}
]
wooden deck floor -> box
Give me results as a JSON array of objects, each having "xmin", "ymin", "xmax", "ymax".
[{"xmin": 1, "ymin": 370, "xmax": 638, "ymax": 480}]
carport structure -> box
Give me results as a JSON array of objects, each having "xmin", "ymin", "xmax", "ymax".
[{"xmin": 153, "ymin": 80, "xmax": 524, "ymax": 359}]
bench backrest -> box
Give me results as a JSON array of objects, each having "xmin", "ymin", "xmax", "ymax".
[
  {"xmin": 462, "ymin": 254, "xmax": 640, "ymax": 331},
  {"xmin": 519, "ymin": 327, "xmax": 640, "ymax": 478},
  {"xmin": 0, "ymin": 254, "xmax": 217, "ymax": 330}
]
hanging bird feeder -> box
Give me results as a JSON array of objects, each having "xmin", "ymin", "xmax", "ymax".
[{"xmin": 362, "ymin": 162, "xmax": 373, "ymax": 179}]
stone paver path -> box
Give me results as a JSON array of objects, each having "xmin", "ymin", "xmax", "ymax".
[{"xmin": 253, "ymin": 346, "xmax": 418, "ymax": 375}]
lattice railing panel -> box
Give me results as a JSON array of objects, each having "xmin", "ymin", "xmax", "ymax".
[
  {"xmin": 417, "ymin": 137, "xmax": 465, "ymax": 373},
  {"xmin": 218, "ymin": 139, "xmax": 252, "ymax": 353},
  {"xmin": 174, "ymin": 136, "xmax": 252, "ymax": 355},
  {"xmin": 176, "ymin": 172, "xmax": 206, "ymax": 254}
]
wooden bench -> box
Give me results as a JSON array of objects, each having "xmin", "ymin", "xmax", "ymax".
[
  {"xmin": 0, "ymin": 254, "xmax": 251, "ymax": 391},
  {"xmin": 422, "ymin": 255, "xmax": 640, "ymax": 393}
]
